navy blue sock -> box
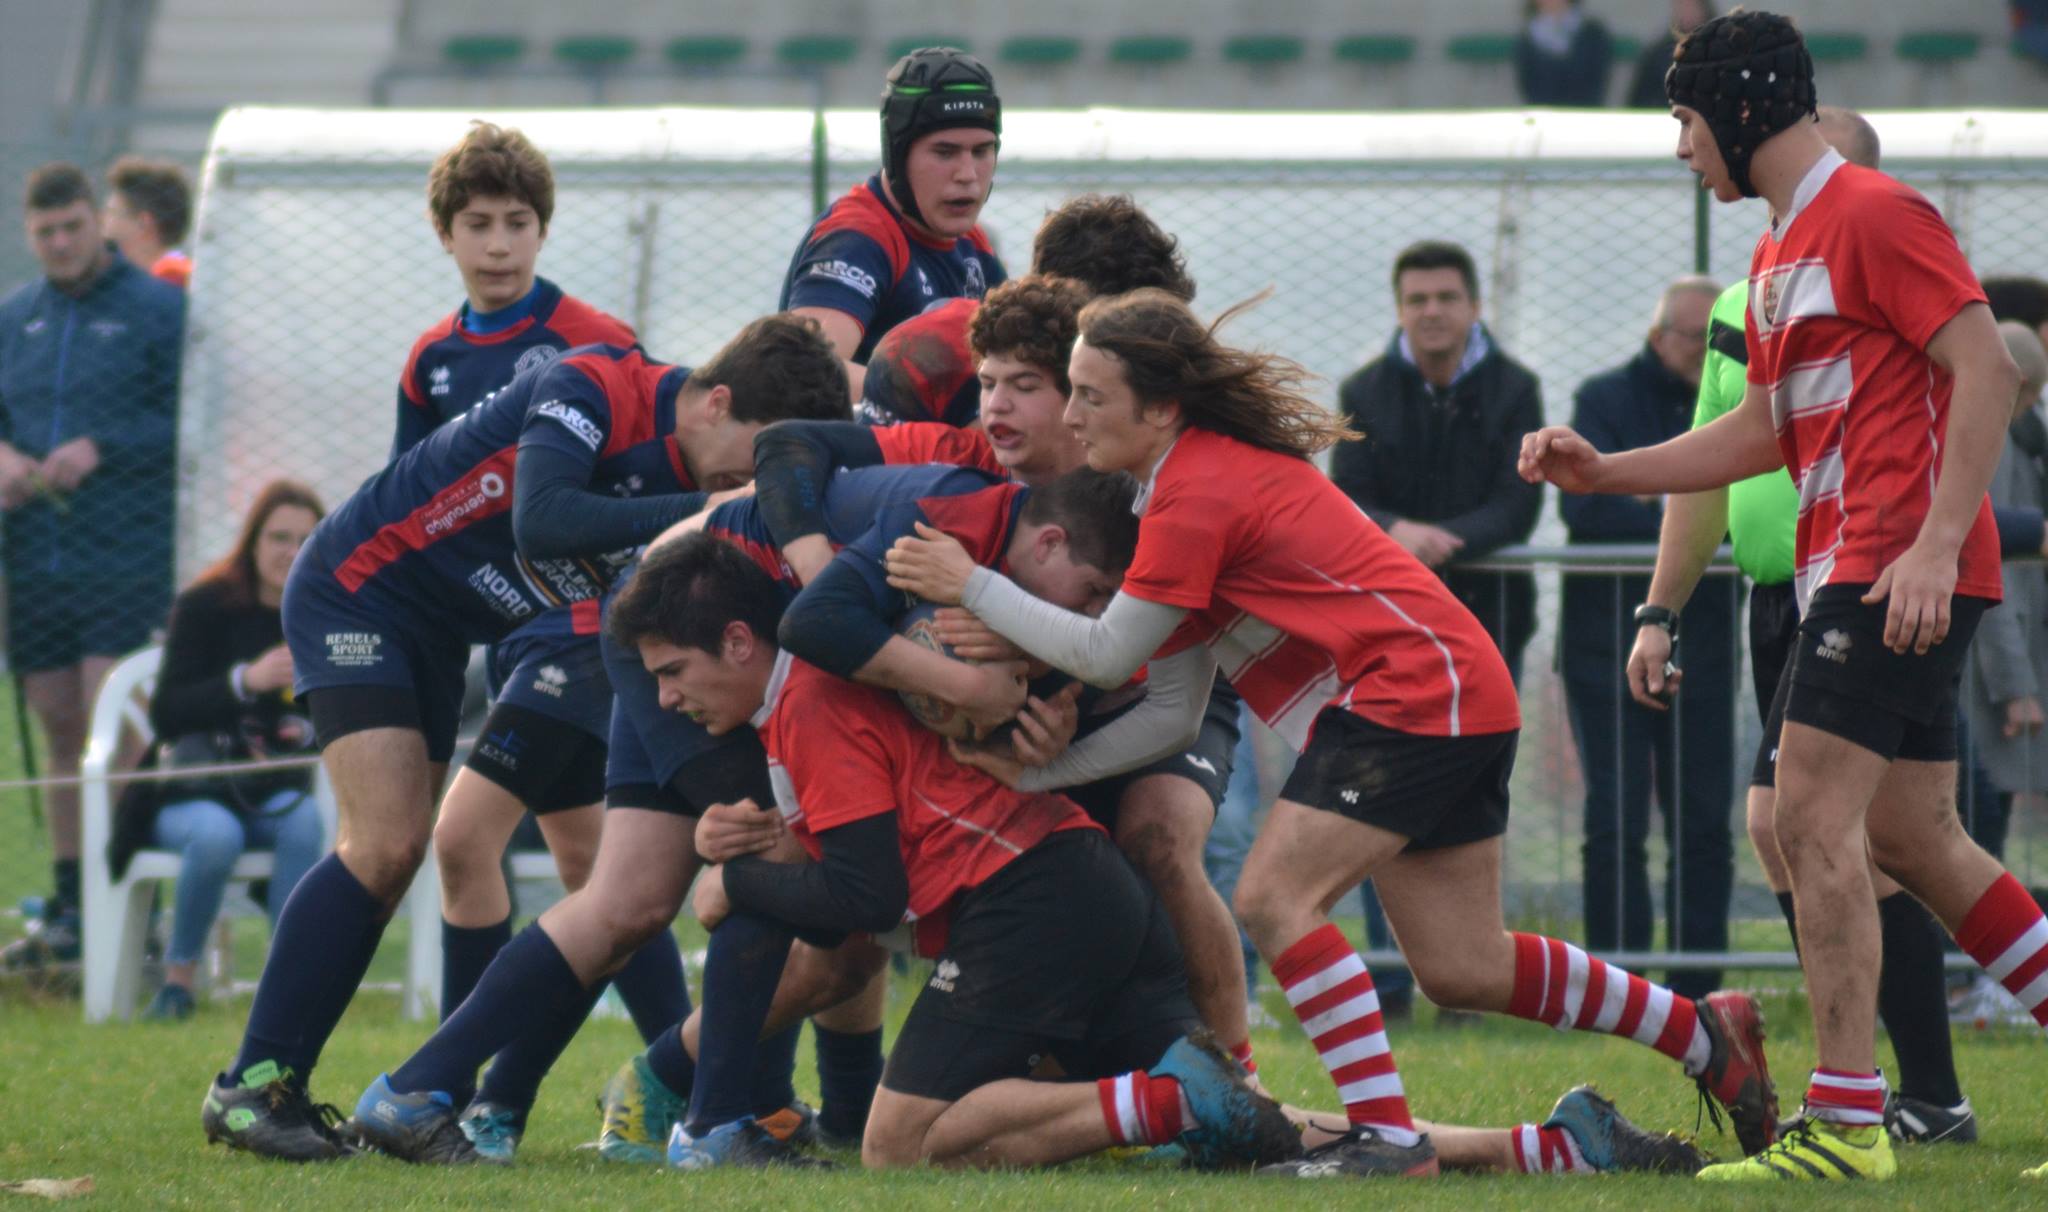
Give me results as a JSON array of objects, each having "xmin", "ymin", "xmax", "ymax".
[
  {"xmin": 611, "ymin": 931, "xmax": 690, "ymax": 1045},
  {"xmin": 475, "ymin": 976, "xmax": 607, "ymax": 1115},
  {"xmin": 685, "ymin": 912, "xmax": 793, "ymax": 1135},
  {"xmin": 441, "ymin": 917, "xmax": 512, "ymax": 1021},
  {"xmin": 749, "ymin": 1024, "xmax": 802, "ymax": 1119},
  {"xmin": 230, "ymin": 853, "xmax": 382, "ymax": 1084},
  {"xmin": 389, "ymin": 923, "xmax": 587, "ymax": 1097},
  {"xmin": 814, "ymin": 1026, "xmax": 883, "ymax": 1142},
  {"xmin": 644, "ymin": 1021, "xmax": 696, "ymax": 1099}
]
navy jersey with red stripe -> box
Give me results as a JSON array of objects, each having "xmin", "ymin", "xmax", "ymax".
[
  {"xmin": 704, "ymin": 463, "xmax": 1005, "ymax": 588},
  {"xmin": 392, "ymin": 278, "xmax": 636, "ymax": 457},
  {"xmin": 778, "ymin": 175, "xmax": 1005, "ymax": 364},
  {"xmin": 855, "ymin": 297, "xmax": 981, "ymax": 427},
  {"xmin": 312, "ymin": 343, "xmax": 695, "ymax": 642}
]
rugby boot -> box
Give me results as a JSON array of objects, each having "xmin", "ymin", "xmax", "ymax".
[
  {"xmin": 457, "ymin": 1100, "xmax": 521, "ymax": 1165},
  {"xmin": 666, "ymin": 1118, "xmax": 836, "ymax": 1170},
  {"xmin": 1696, "ymin": 1118, "xmax": 1894, "ymax": 1182},
  {"xmin": 1694, "ymin": 990, "xmax": 1778, "ymax": 1156},
  {"xmin": 202, "ymin": 1062, "xmax": 355, "ymax": 1162},
  {"xmin": 351, "ymin": 1074, "xmax": 480, "ymax": 1164},
  {"xmin": 756, "ymin": 1099, "xmax": 820, "ymax": 1149},
  {"xmin": 1150, "ymin": 1031, "xmax": 1301, "ymax": 1169},
  {"xmin": 1256, "ymin": 1126, "xmax": 1439, "ymax": 1178},
  {"xmin": 1885, "ymin": 1093, "xmax": 1977, "ymax": 1145},
  {"xmin": 597, "ymin": 1055, "xmax": 688, "ymax": 1164},
  {"xmin": 1545, "ymin": 1085, "xmax": 1709, "ymax": 1175}
]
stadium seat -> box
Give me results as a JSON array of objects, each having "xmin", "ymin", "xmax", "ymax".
[
  {"xmin": 665, "ymin": 36, "xmax": 748, "ymax": 68},
  {"xmin": 778, "ymin": 35, "xmax": 859, "ymax": 67},
  {"xmin": 1896, "ymin": 31, "xmax": 1982, "ymax": 64},
  {"xmin": 1335, "ymin": 34, "xmax": 1417, "ymax": 66},
  {"xmin": 1000, "ymin": 35, "xmax": 1082, "ymax": 66},
  {"xmin": 554, "ymin": 36, "xmax": 637, "ymax": 69},
  {"xmin": 1224, "ymin": 35, "xmax": 1304, "ymax": 66},
  {"xmin": 1803, "ymin": 33, "xmax": 1870, "ymax": 63},
  {"xmin": 1111, "ymin": 36, "xmax": 1193, "ymax": 66},
  {"xmin": 441, "ymin": 35, "xmax": 525, "ymax": 69},
  {"xmin": 1447, "ymin": 33, "xmax": 1518, "ymax": 64},
  {"xmin": 888, "ymin": 36, "xmax": 972, "ymax": 60}
]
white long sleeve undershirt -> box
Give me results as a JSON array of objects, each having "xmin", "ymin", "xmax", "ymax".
[
  {"xmin": 1016, "ymin": 644, "xmax": 1219, "ymax": 791},
  {"xmin": 961, "ymin": 569, "xmax": 1187, "ymax": 689}
]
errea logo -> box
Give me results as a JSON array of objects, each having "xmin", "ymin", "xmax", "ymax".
[
  {"xmin": 929, "ymin": 959, "xmax": 961, "ymax": 993},
  {"xmin": 534, "ymin": 665, "xmax": 568, "ymax": 697},
  {"xmin": 1815, "ymin": 629, "xmax": 1851, "ymax": 664},
  {"xmin": 429, "ymin": 365, "xmax": 452, "ymax": 396},
  {"xmin": 1341, "ymin": 789, "xmax": 1360, "ymax": 805}
]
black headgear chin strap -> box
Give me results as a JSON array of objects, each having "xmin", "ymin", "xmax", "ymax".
[
  {"xmin": 880, "ymin": 46, "xmax": 1001, "ymax": 229},
  {"xmin": 1664, "ymin": 11, "xmax": 1817, "ymax": 199}
]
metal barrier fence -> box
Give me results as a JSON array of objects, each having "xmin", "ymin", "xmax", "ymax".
[{"xmin": 5, "ymin": 106, "xmax": 2048, "ymax": 984}]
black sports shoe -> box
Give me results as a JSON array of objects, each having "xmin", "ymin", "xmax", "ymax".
[
  {"xmin": 1886, "ymin": 1093, "xmax": 1977, "ymax": 1145},
  {"xmin": 1257, "ymin": 1126, "xmax": 1438, "ymax": 1178},
  {"xmin": 202, "ymin": 1062, "xmax": 356, "ymax": 1162},
  {"xmin": 1545, "ymin": 1085, "xmax": 1710, "ymax": 1175}
]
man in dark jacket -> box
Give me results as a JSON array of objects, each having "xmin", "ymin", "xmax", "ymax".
[
  {"xmin": 1558, "ymin": 275, "xmax": 1736, "ymax": 1000},
  {"xmin": 0, "ymin": 162, "xmax": 183, "ymax": 956},
  {"xmin": 1332, "ymin": 240, "xmax": 1543, "ymax": 683}
]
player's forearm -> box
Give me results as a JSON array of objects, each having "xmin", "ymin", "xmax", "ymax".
[
  {"xmin": 1015, "ymin": 649, "xmax": 1216, "ymax": 791},
  {"xmin": 723, "ymin": 814, "xmax": 907, "ymax": 935},
  {"xmin": 1643, "ymin": 487, "xmax": 1730, "ymax": 611},
  {"xmin": 961, "ymin": 574, "xmax": 1184, "ymax": 690},
  {"xmin": 1917, "ymin": 360, "xmax": 2022, "ymax": 555},
  {"xmin": 1593, "ymin": 406, "xmax": 1781, "ymax": 496},
  {"xmin": 849, "ymin": 635, "xmax": 990, "ymax": 708},
  {"xmin": 752, "ymin": 421, "xmax": 886, "ymax": 544}
]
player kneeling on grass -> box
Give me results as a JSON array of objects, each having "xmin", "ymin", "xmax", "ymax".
[{"xmin": 611, "ymin": 533, "xmax": 1299, "ymax": 1171}]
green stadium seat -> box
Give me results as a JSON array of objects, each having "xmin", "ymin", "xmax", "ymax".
[
  {"xmin": 665, "ymin": 36, "xmax": 748, "ymax": 68},
  {"xmin": 888, "ymin": 36, "xmax": 972, "ymax": 60},
  {"xmin": 1223, "ymin": 35, "xmax": 1304, "ymax": 66},
  {"xmin": 442, "ymin": 35, "xmax": 525, "ymax": 69},
  {"xmin": 1897, "ymin": 31, "xmax": 1982, "ymax": 63},
  {"xmin": 1803, "ymin": 33, "xmax": 1869, "ymax": 63},
  {"xmin": 554, "ymin": 36, "xmax": 636, "ymax": 68},
  {"xmin": 1334, "ymin": 35, "xmax": 1417, "ymax": 66},
  {"xmin": 778, "ymin": 35, "xmax": 858, "ymax": 67},
  {"xmin": 1446, "ymin": 34, "xmax": 1518, "ymax": 64},
  {"xmin": 1000, "ymin": 35, "xmax": 1082, "ymax": 66},
  {"xmin": 1111, "ymin": 36, "xmax": 1192, "ymax": 66}
]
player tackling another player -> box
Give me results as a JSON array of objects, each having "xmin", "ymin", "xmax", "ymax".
[{"xmin": 1524, "ymin": 10, "xmax": 2045, "ymax": 1182}]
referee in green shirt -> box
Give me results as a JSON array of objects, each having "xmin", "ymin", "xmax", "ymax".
[{"xmin": 1627, "ymin": 108, "xmax": 1974, "ymax": 1145}]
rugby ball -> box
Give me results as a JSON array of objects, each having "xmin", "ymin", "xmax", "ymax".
[{"xmin": 896, "ymin": 600, "xmax": 977, "ymax": 740}]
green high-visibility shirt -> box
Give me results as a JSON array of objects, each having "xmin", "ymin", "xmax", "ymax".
[{"xmin": 1692, "ymin": 279, "xmax": 1797, "ymax": 585}]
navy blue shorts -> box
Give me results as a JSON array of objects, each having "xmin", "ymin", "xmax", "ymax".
[
  {"xmin": 283, "ymin": 547, "xmax": 470, "ymax": 762},
  {"xmin": 486, "ymin": 608, "xmax": 612, "ymax": 743}
]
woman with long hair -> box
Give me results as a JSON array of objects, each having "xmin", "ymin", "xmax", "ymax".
[
  {"xmin": 116, "ymin": 479, "xmax": 326, "ymax": 1020},
  {"xmin": 884, "ymin": 289, "xmax": 1776, "ymax": 1176}
]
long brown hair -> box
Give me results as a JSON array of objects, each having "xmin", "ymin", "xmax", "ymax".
[
  {"xmin": 1076, "ymin": 289, "xmax": 1358, "ymax": 459},
  {"xmin": 194, "ymin": 479, "xmax": 325, "ymax": 607}
]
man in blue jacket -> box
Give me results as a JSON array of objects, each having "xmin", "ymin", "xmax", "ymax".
[
  {"xmin": 0, "ymin": 162, "xmax": 183, "ymax": 957},
  {"xmin": 1559, "ymin": 275, "xmax": 1737, "ymax": 1001}
]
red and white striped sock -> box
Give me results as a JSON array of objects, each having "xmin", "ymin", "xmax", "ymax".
[
  {"xmin": 1229, "ymin": 1038, "xmax": 1256, "ymax": 1074},
  {"xmin": 1511, "ymin": 1124, "xmax": 1588, "ymax": 1174},
  {"xmin": 1804, "ymin": 1068, "xmax": 1886, "ymax": 1128},
  {"xmin": 1272, "ymin": 924, "xmax": 1418, "ymax": 1145},
  {"xmin": 1955, "ymin": 872, "xmax": 2048, "ymax": 1028},
  {"xmin": 1096, "ymin": 1071, "xmax": 1189, "ymax": 1146},
  {"xmin": 1507, "ymin": 933, "xmax": 1712, "ymax": 1075}
]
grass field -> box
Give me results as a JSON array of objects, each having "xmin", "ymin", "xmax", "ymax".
[{"xmin": 6, "ymin": 973, "xmax": 2048, "ymax": 1210}]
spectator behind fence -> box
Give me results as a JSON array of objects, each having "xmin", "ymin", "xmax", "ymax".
[
  {"xmin": 103, "ymin": 157, "xmax": 194, "ymax": 289},
  {"xmin": 1961, "ymin": 325, "xmax": 2048, "ymax": 861},
  {"xmin": 1332, "ymin": 239, "xmax": 1542, "ymax": 681},
  {"xmin": 1625, "ymin": 1, "xmax": 1717, "ymax": 109},
  {"xmin": 1515, "ymin": 0, "xmax": 1614, "ymax": 107},
  {"xmin": 0, "ymin": 162, "xmax": 184, "ymax": 961},
  {"xmin": 107, "ymin": 480, "xmax": 326, "ymax": 1020},
  {"xmin": 1558, "ymin": 275, "xmax": 1736, "ymax": 1000}
]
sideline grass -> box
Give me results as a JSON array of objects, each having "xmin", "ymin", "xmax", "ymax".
[{"xmin": 5, "ymin": 978, "xmax": 2047, "ymax": 1210}]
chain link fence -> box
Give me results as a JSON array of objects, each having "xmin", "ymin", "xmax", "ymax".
[{"xmin": 8, "ymin": 106, "xmax": 2048, "ymax": 992}]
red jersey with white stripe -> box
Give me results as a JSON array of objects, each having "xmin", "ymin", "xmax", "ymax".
[
  {"xmin": 1745, "ymin": 151, "xmax": 1999, "ymax": 612},
  {"xmin": 756, "ymin": 654, "xmax": 1099, "ymax": 957},
  {"xmin": 1125, "ymin": 427, "xmax": 1519, "ymax": 746}
]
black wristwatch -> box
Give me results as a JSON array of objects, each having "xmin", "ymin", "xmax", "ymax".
[{"xmin": 1633, "ymin": 603, "xmax": 1680, "ymax": 640}]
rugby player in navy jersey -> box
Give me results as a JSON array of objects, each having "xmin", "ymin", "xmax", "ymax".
[
  {"xmin": 780, "ymin": 46, "xmax": 1005, "ymax": 401},
  {"xmin": 348, "ymin": 462, "xmax": 1131, "ymax": 1165},
  {"xmin": 199, "ymin": 317, "xmax": 847, "ymax": 1162},
  {"xmin": 390, "ymin": 123, "xmax": 689, "ymax": 1100},
  {"xmin": 751, "ymin": 274, "xmax": 1263, "ymax": 1082}
]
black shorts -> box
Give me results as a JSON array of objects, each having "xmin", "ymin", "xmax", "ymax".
[
  {"xmin": 465, "ymin": 701, "xmax": 608, "ymax": 814},
  {"xmin": 307, "ymin": 681, "xmax": 466, "ymax": 765},
  {"xmin": 1065, "ymin": 681, "xmax": 1240, "ymax": 830},
  {"xmin": 1755, "ymin": 584, "xmax": 1989, "ymax": 779},
  {"xmin": 1281, "ymin": 707, "xmax": 1516, "ymax": 851},
  {"xmin": 7, "ymin": 575, "xmax": 164, "ymax": 674},
  {"xmin": 881, "ymin": 829, "xmax": 1199, "ymax": 1103},
  {"xmin": 1747, "ymin": 581, "xmax": 1800, "ymax": 721}
]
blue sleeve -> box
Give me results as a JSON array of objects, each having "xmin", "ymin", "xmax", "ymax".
[
  {"xmin": 1995, "ymin": 505, "xmax": 2045, "ymax": 558},
  {"xmin": 517, "ymin": 360, "xmax": 618, "ymax": 464},
  {"xmin": 390, "ymin": 382, "xmax": 435, "ymax": 462},
  {"xmin": 783, "ymin": 229, "xmax": 893, "ymax": 331},
  {"xmin": 97, "ymin": 288, "xmax": 182, "ymax": 463},
  {"xmin": 752, "ymin": 420, "xmax": 887, "ymax": 545},
  {"xmin": 1557, "ymin": 378, "xmax": 1662, "ymax": 540},
  {"xmin": 511, "ymin": 443, "xmax": 707, "ymax": 560},
  {"xmin": 777, "ymin": 503, "xmax": 924, "ymax": 677}
]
